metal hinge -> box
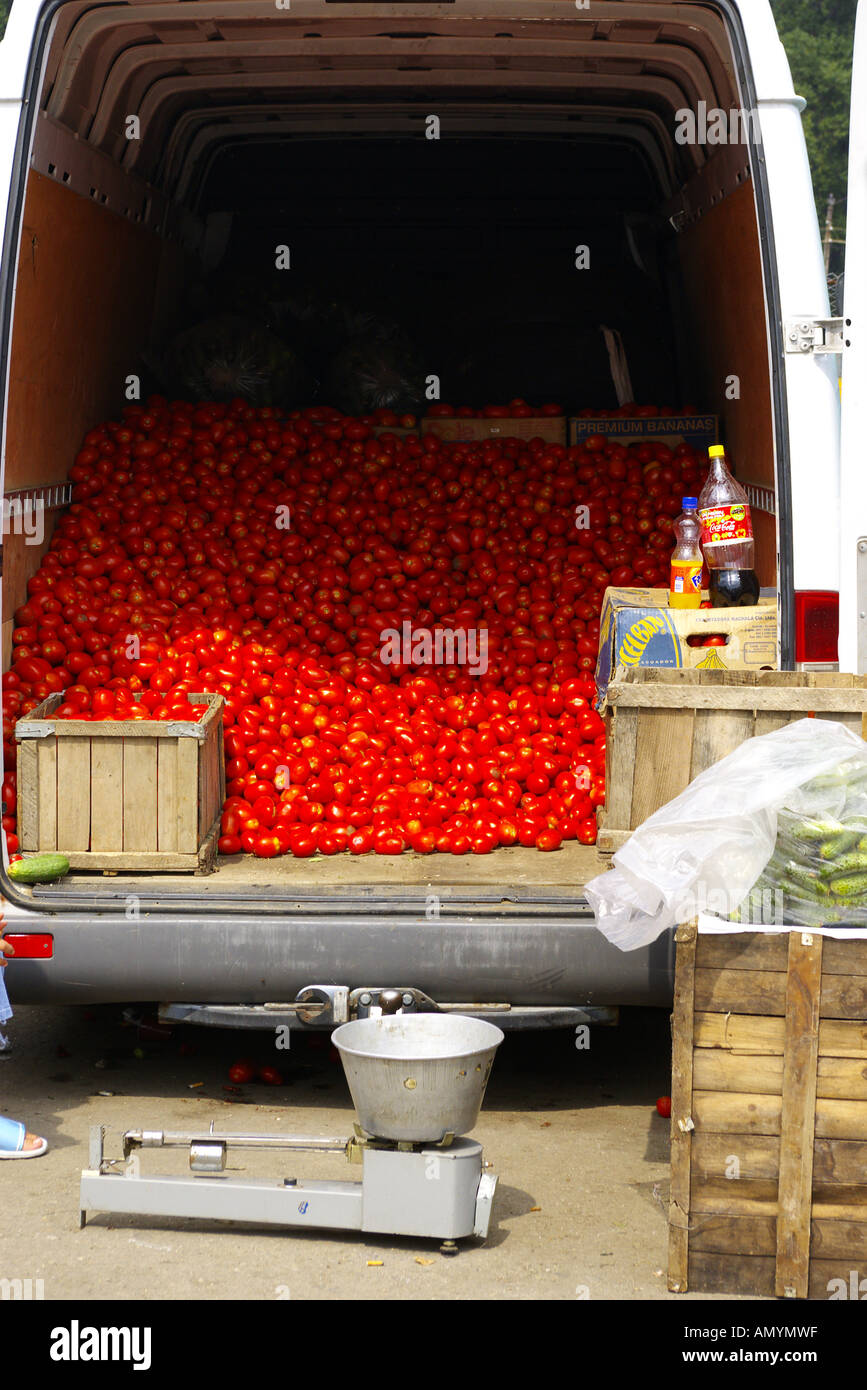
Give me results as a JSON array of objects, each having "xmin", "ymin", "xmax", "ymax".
[{"xmin": 784, "ymin": 316, "xmax": 850, "ymax": 354}]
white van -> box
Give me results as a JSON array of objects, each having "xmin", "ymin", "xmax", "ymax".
[{"xmin": 0, "ymin": 0, "xmax": 856, "ymax": 1025}]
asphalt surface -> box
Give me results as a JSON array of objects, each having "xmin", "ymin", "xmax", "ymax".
[{"xmin": 0, "ymin": 1001, "xmax": 736, "ymax": 1302}]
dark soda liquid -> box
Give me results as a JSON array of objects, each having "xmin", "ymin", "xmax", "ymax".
[{"xmin": 709, "ymin": 568, "xmax": 760, "ymax": 607}]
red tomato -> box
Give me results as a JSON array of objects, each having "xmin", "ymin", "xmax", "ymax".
[
  {"xmin": 576, "ymin": 817, "xmax": 598, "ymax": 845},
  {"xmin": 228, "ymin": 1061, "xmax": 255, "ymax": 1084},
  {"xmin": 258, "ymin": 1065, "xmax": 283, "ymax": 1086},
  {"xmin": 656, "ymin": 1095, "xmax": 672, "ymax": 1118}
]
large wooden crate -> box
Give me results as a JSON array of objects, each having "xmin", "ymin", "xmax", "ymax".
[
  {"xmin": 15, "ymin": 691, "xmax": 225, "ymax": 874},
  {"xmin": 597, "ymin": 670, "xmax": 867, "ymax": 855},
  {"xmin": 669, "ymin": 920, "xmax": 867, "ymax": 1299}
]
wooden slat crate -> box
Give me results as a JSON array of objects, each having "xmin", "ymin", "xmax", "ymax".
[
  {"xmin": 15, "ymin": 691, "xmax": 225, "ymax": 874},
  {"xmin": 597, "ymin": 670, "xmax": 867, "ymax": 855},
  {"xmin": 669, "ymin": 920, "xmax": 867, "ymax": 1299}
]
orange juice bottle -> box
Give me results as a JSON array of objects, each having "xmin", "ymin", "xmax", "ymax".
[{"xmin": 669, "ymin": 497, "xmax": 703, "ymax": 608}]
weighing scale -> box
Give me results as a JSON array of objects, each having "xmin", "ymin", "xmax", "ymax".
[{"xmin": 79, "ymin": 1014, "xmax": 504, "ymax": 1253}]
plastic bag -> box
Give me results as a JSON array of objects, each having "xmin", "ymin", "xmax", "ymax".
[
  {"xmin": 585, "ymin": 718, "xmax": 867, "ymax": 951},
  {"xmin": 320, "ymin": 320, "xmax": 424, "ymax": 416},
  {"xmin": 161, "ymin": 315, "xmax": 314, "ymax": 407}
]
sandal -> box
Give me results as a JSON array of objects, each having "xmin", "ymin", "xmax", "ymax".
[{"xmin": 0, "ymin": 1114, "xmax": 48, "ymax": 1158}]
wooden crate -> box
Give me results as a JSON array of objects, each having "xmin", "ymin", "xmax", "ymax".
[
  {"xmin": 597, "ymin": 670, "xmax": 867, "ymax": 855},
  {"xmin": 420, "ymin": 416, "xmax": 566, "ymax": 444},
  {"xmin": 669, "ymin": 919, "xmax": 867, "ymax": 1299},
  {"xmin": 15, "ymin": 691, "xmax": 225, "ymax": 874}
]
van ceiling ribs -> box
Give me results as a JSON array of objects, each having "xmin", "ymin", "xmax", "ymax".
[
  {"xmin": 168, "ymin": 107, "xmax": 677, "ymax": 205},
  {"xmin": 70, "ymin": 36, "xmax": 711, "ymax": 148},
  {"xmin": 38, "ymin": 1, "xmax": 740, "ymax": 212}
]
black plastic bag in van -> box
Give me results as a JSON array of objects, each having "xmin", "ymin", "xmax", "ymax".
[
  {"xmin": 320, "ymin": 319, "xmax": 425, "ymax": 416},
  {"xmin": 161, "ymin": 314, "xmax": 314, "ymax": 407}
]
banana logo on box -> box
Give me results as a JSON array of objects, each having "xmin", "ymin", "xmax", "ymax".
[{"xmin": 618, "ymin": 613, "xmax": 673, "ymax": 666}]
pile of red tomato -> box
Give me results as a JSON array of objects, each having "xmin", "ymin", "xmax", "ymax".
[
  {"xmin": 1, "ymin": 398, "xmax": 705, "ymax": 860},
  {"xmin": 51, "ymin": 688, "xmax": 209, "ymax": 721},
  {"xmin": 427, "ymin": 399, "xmax": 563, "ymax": 420}
]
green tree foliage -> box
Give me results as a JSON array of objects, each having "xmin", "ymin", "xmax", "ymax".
[{"xmin": 771, "ymin": 0, "xmax": 856, "ymax": 240}]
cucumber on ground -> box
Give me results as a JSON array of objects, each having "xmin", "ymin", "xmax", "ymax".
[{"xmin": 8, "ymin": 853, "xmax": 70, "ymax": 883}]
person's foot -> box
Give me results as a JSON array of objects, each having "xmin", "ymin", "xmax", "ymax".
[{"xmin": 0, "ymin": 1114, "xmax": 49, "ymax": 1157}]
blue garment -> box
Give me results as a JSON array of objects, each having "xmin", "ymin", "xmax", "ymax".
[{"xmin": 0, "ymin": 965, "xmax": 12, "ymax": 1024}]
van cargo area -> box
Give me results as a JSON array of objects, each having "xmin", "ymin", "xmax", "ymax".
[{"xmin": 0, "ymin": 2, "xmax": 781, "ymax": 1010}]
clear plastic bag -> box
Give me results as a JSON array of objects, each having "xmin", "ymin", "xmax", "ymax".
[{"xmin": 585, "ymin": 718, "xmax": 867, "ymax": 951}]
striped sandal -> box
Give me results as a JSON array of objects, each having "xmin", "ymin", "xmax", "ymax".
[{"xmin": 0, "ymin": 1114, "xmax": 48, "ymax": 1158}]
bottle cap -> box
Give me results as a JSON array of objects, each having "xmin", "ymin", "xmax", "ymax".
[
  {"xmin": 708, "ymin": 444, "xmax": 725, "ymax": 458},
  {"xmin": 682, "ymin": 497, "xmax": 698, "ymax": 508}
]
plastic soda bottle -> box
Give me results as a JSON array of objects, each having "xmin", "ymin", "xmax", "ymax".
[
  {"xmin": 669, "ymin": 497, "xmax": 703, "ymax": 608},
  {"xmin": 698, "ymin": 444, "xmax": 759, "ymax": 606}
]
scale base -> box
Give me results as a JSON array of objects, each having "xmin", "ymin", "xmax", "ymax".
[{"xmin": 80, "ymin": 1133, "xmax": 497, "ymax": 1245}]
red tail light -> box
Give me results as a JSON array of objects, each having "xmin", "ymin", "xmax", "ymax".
[
  {"xmin": 2, "ymin": 934, "xmax": 53, "ymax": 958},
  {"xmin": 794, "ymin": 591, "xmax": 839, "ymax": 663}
]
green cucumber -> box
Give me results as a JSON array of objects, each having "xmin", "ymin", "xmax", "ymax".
[
  {"xmin": 819, "ymin": 851, "xmax": 867, "ymax": 878},
  {"xmin": 786, "ymin": 817, "xmax": 844, "ymax": 841},
  {"xmin": 819, "ymin": 831, "xmax": 861, "ymax": 860},
  {"xmin": 8, "ymin": 853, "xmax": 70, "ymax": 883},
  {"xmin": 785, "ymin": 862, "xmax": 830, "ymax": 895},
  {"xmin": 828, "ymin": 871, "xmax": 867, "ymax": 899}
]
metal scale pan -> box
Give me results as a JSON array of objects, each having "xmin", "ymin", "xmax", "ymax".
[{"xmin": 332, "ymin": 1014, "xmax": 504, "ymax": 1143}]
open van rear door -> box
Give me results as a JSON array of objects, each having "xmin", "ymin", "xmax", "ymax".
[{"xmin": 839, "ymin": 0, "xmax": 867, "ymax": 673}]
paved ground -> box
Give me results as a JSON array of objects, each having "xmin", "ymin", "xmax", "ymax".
[{"xmin": 0, "ymin": 1002, "xmax": 735, "ymax": 1301}]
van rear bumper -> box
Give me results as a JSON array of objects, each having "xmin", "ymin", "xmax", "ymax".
[{"xmin": 6, "ymin": 907, "xmax": 674, "ymax": 1009}]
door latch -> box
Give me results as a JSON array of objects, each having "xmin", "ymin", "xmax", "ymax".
[{"xmin": 784, "ymin": 317, "xmax": 850, "ymax": 354}]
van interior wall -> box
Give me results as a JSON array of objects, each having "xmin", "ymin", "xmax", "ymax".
[
  {"xmin": 675, "ymin": 179, "xmax": 776, "ymax": 587},
  {"xmin": 2, "ymin": 171, "xmax": 188, "ymax": 664}
]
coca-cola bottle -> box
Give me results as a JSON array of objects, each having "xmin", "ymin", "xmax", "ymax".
[{"xmin": 698, "ymin": 445, "xmax": 759, "ymax": 607}]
